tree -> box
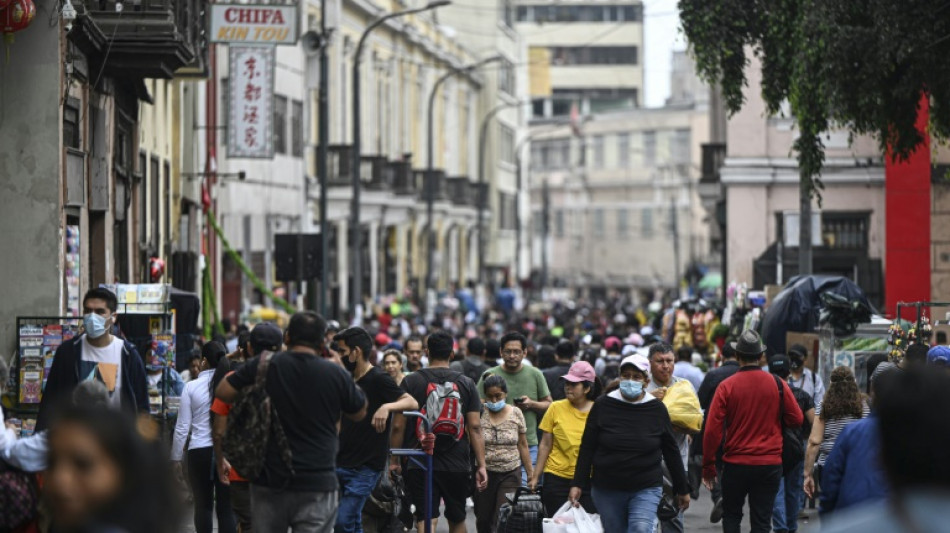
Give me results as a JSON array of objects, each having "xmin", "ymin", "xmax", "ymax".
[{"xmin": 678, "ymin": 0, "xmax": 950, "ymax": 272}]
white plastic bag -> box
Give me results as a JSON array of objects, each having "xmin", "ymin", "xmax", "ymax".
[{"xmin": 542, "ymin": 502, "xmax": 603, "ymax": 533}]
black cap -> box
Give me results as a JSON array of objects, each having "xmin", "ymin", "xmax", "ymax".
[
  {"xmin": 250, "ymin": 322, "xmax": 283, "ymax": 354},
  {"xmin": 768, "ymin": 354, "xmax": 791, "ymax": 377}
]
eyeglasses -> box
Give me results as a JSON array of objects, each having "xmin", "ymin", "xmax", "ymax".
[{"xmin": 502, "ymin": 350, "xmax": 523, "ymax": 357}]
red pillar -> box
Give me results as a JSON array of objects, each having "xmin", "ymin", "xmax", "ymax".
[{"xmin": 885, "ymin": 96, "xmax": 931, "ymax": 318}]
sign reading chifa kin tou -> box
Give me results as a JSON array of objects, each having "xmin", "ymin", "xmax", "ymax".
[
  {"xmin": 227, "ymin": 46, "xmax": 276, "ymax": 159},
  {"xmin": 210, "ymin": 4, "xmax": 298, "ymax": 44}
]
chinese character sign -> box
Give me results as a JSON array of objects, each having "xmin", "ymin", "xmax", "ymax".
[{"xmin": 228, "ymin": 45, "xmax": 275, "ymax": 159}]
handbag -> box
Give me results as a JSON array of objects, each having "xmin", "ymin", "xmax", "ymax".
[
  {"xmin": 497, "ymin": 487, "xmax": 545, "ymax": 533},
  {"xmin": 775, "ymin": 376, "xmax": 805, "ymax": 475},
  {"xmin": 0, "ymin": 461, "xmax": 39, "ymax": 532}
]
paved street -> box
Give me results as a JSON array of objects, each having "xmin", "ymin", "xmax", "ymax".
[{"xmin": 183, "ymin": 486, "xmax": 821, "ymax": 532}]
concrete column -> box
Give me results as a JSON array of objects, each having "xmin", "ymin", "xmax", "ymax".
[
  {"xmin": 337, "ymin": 219, "xmax": 349, "ymax": 312},
  {"xmin": 368, "ymin": 220, "xmax": 379, "ymax": 298}
]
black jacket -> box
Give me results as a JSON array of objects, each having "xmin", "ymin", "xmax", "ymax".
[{"xmin": 37, "ymin": 335, "xmax": 148, "ymax": 431}]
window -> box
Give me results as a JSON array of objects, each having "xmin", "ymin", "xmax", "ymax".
[
  {"xmin": 501, "ymin": 0, "xmax": 513, "ymax": 28},
  {"xmin": 593, "ymin": 208, "xmax": 605, "ymax": 236},
  {"xmin": 498, "ymin": 58, "xmax": 516, "ymax": 96},
  {"xmin": 137, "ymin": 152, "xmax": 147, "ymax": 245},
  {"xmin": 150, "ymin": 157, "xmax": 160, "ymax": 247},
  {"xmin": 821, "ymin": 212, "xmax": 870, "ymax": 250},
  {"xmin": 641, "ymin": 207, "xmax": 653, "ymax": 238},
  {"xmin": 64, "ymin": 98, "xmax": 81, "ymax": 149},
  {"xmin": 291, "ymin": 99, "xmax": 304, "ymax": 157},
  {"xmin": 617, "ymin": 208, "xmax": 628, "ymax": 235},
  {"xmin": 220, "ymin": 78, "xmax": 229, "ymax": 134},
  {"xmin": 615, "ymin": 133, "xmax": 630, "ymax": 167},
  {"xmin": 273, "ymin": 95, "xmax": 287, "ymax": 154},
  {"xmin": 499, "ymin": 124, "xmax": 515, "ymax": 164},
  {"xmin": 643, "ymin": 131, "xmax": 656, "ymax": 166},
  {"xmin": 550, "ymin": 46, "xmax": 638, "ymax": 66},
  {"xmin": 591, "ymin": 135, "xmax": 604, "ymax": 168},
  {"xmin": 555, "ymin": 210, "xmax": 564, "ymax": 237},
  {"xmin": 531, "ymin": 138, "xmax": 571, "ymax": 170},
  {"xmin": 517, "ymin": 4, "xmax": 643, "ymax": 23},
  {"xmin": 499, "ymin": 192, "xmax": 517, "ymax": 230},
  {"xmin": 672, "ymin": 128, "xmax": 691, "ymax": 164}
]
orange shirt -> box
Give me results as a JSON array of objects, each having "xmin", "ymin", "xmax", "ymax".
[{"xmin": 211, "ymin": 397, "xmax": 246, "ymax": 482}]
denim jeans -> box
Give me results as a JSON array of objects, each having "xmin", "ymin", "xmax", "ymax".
[
  {"xmin": 251, "ymin": 484, "xmax": 338, "ymax": 533},
  {"xmin": 335, "ymin": 466, "xmax": 382, "ymax": 533},
  {"xmin": 522, "ymin": 445, "xmax": 538, "ymax": 486},
  {"xmin": 772, "ymin": 461, "xmax": 805, "ymax": 532},
  {"xmin": 591, "ymin": 485, "xmax": 662, "ymax": 533}
]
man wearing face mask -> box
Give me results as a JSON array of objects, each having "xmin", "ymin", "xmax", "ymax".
[
  {"xmin": 37, "ymin": 288, "xmax": 148, "ymax": 431},
  {"xmin": 332, "ymin": 327, "xmax": 418, "ymax": 533}
]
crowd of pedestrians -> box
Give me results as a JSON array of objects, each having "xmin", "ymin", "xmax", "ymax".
[{"xmin": 7, "ymin": 287, "xmax": 950, "ymax": 533}]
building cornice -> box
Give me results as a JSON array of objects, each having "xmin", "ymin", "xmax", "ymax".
[{"xmin": 721, "ymin": 157, "xmax": 885, "ymax": 185}]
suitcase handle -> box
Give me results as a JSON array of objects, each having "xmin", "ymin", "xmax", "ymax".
[{"xmin": 510, "ymin": 485, "xmax": 541, "ymax": 504}]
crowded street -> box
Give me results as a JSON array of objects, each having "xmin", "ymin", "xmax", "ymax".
[{"xmin": 5, "ymin": 0, "xmax": 950, "ymax": 532}]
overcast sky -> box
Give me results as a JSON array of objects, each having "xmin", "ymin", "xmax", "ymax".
[{"xmin": 642, "ymin": 0, "xmax": 687, "ymax": 108}]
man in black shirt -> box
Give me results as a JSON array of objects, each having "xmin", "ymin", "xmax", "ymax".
[
  {"xmin": 217, "ymin": 311, "xmax": 367, "ymax": 533},
  {"xmin": 333, "ymin": 327, "xmax": 418, "ymax": 533},
  {"xmin": 450, "ymin": 337, "xmax": 490, "ymax": 383},
  {"xmin": 392, "ymin": 331, "xmax": 487, "ymax": 533},
  {"xmin": 543, "ymin": 340, "xmax": 576, "ymax": 401}
]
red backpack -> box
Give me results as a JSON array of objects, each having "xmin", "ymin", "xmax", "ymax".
[{"xmin": 416, "ymin": 372, "xmax": 466, "ymax": 448}]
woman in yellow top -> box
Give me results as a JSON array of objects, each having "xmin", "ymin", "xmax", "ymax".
[{"xmin": 529, "ymin": 361, "xmax": 602, "ymax": 515}]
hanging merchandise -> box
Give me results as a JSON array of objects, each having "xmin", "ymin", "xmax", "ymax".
[
  {"xmin": 0, "ymin": 0, "xmax": 35, "ymax": 44},
  {"xmin": 149, "ymin": 257, "xmax": 166, "ymax": 282}
]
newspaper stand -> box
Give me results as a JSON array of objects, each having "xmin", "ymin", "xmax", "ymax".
[{"xmin": 391, "ymin": 411, "xmax": 434, "ymax": 533}]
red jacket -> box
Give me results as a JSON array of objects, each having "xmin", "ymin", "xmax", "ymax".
[{"xmin": 702, "ymin": 366, "xmax": 803, "ymax": 478}]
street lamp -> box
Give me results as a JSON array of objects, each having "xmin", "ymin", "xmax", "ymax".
[
  {"xmin": 476, "ymin": 100, "xmax": 523, "ymax": 287},
  {"xmin": 350, "ymin": 0, "xmax": 450, "ymax": 319},
  {"xmin": 424, "ymin": 55, "xmax": 503, "ymax": 305}
]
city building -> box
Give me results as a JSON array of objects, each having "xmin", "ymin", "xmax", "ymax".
[
  {"xmin": 0, "ymin": 0, "xmax": 206, "ymax": 343},
  {"xmin": 712, "ymin": 54, "xmax": 887, "ymax": 307},
  {"xmin": 528, "ymin": 52, "xmax": 713, "ymax": 301},
  {"xmin": 515, "ymin": 0, "xmax": 644, "ymax": 118}
]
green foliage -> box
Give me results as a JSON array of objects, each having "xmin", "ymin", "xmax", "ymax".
[{"xmin": 679, "ymin": 0, "xmax": 950, "ymax": 196}]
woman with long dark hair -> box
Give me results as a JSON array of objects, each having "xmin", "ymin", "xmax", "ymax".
[
  {"xmin": 171, "ymin": 341, "xmax": 236, "ymax": 533},
  {"xmin": 46, "ymin": 404, "xmax": 178, "ymax": 533},
  {"xmin": 803, "ymin": 366, "xmax": 869, "ymax": 500}
]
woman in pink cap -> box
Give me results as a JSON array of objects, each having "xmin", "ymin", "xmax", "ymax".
[{"xmin": 529, "ymin": 361, "xmax": 602, "ymax": 515}]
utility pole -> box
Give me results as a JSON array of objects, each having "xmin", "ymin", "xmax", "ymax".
[
  {"xmin": 671, "ymin": 194, "xmax": 681, "ymax": 299},
  {"xmin": 318, "ymin": 0, "xmax": 330, "ymax": 316}
]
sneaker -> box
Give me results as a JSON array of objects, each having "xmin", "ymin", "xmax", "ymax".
[{"xmin": 710, "ymin": 497, "xmax": 723, "ymax": 523}]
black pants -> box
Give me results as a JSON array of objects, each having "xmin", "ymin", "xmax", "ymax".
[
  {"xmin": 230, "ymin": 480, "xmax": 252, "ymax": 532},
  {"xmin": 542, "ymin": 473, "xmax": 597, "ymax": 517},
  {"xmin": 720, "ymin": 462, "xmax": 781, "ymax": 533},
  {"xmin": 187, "ymin": 447, "xmax": 237, "ymax": 533},
  {"xmin": 473, "ymin": 468, "xmax": 521, "ymax": 533}
]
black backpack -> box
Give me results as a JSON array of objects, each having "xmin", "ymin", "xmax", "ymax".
[
  {"xmin": 775, "ymin": 376, "xmax": 805, "ymax": 475},
  {"xmin": 222, "ymin": 353, "xmax": 295, "ymax": 482},
  {"xmin": 496, "ymin": 487, "xmax": 545, "ymax": 533},
  {"xmin": 601, "ymin": 354, "xmax": 622, "ymax": 382}
]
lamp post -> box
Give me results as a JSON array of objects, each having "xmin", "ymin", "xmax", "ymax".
[
  {"xmin": 350, "ymin": 0, "xmax": 450, "ymax": 320},
  {"xmin": 476, "ymin": 100, "xmax": 522, "ymax": 287},
  {"xmin": 424, "ymin": 55, "xmax": 503, "ymax": 307}
]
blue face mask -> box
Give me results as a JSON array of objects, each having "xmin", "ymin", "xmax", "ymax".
[
  {"xmin": 485, "ymin": 400, "xmax": 507, "ymax": 413},
  {"xmin": 83, "ymin": 313, "xmax": 109, "ymax": 339},
  {"xmin": 619, "ymin": 379, "xmax": 644, "ymax": 400}
]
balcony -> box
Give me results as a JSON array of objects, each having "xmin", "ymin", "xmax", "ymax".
[
  {"xmin": 389, "ymin": 159, "xmax": 415, "ymax": 195},
  {"xmin": 71, "ymin": 0, "xmax": 204, "ymax": 79},
  {"xmin": 360, "ymin": 156, "xmax": 389, "ymax": 190},
  {"xmin": 471, "ymin": 182, "xmax": 488, "ymax": 209},
  {"xmin": 327, "ymin": 145, "xmax": 352, "ymax": 186},
  {"xmin": 447, "ymin": 176, "xmax": 473, "ymax": 206},
  {"xmin": 411, "ymin": 170, "xmax": 447, "ymax": 202}
]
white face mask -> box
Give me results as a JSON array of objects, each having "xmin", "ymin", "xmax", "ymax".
[{"xmin": 83, "ymin": 313, "xmax": 110, "ymax": 339}]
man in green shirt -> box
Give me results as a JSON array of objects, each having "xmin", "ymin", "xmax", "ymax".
[{"xmin": 477, "ymin": 331, "xmax": 552, "ymax": 484}]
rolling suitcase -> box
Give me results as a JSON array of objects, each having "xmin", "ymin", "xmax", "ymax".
[{"xmin": 496, "ymin": 487, "xmax": 545, "ymax": 533}]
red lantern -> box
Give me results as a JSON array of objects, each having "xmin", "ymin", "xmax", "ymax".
[
  {"xmin": 149, "ymin": 257, "xmax": 166, "ymax": 282},
  {"xmin": 1, "ymin": 0, "xmax": 35, "ymax": 43}
]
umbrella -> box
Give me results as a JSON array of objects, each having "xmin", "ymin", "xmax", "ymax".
[{"xmin": 698, "ymin": 273, "xmax": 722, "ymax": 290}]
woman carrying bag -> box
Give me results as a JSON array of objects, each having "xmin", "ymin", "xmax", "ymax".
[
  {"xmin": 475, "ymin": 375, "xmax": 535, "ymax": 533},
  {"xmin": 528, "ymin": 361, "xmax": 601, "ymax": 515},
  {"xmin": 569, "ymin": 354, "xmax": 690, "ymax": 533}
]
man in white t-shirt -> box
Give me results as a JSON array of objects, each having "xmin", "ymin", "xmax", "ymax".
[{"xmin": 36, "ymin": 288, "xmax": 148, "ymax": 430}]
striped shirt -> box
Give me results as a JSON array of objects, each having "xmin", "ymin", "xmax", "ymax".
[{"xmin": 815, "ymin": 402, "xmax": 871, "ymax": 466}]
